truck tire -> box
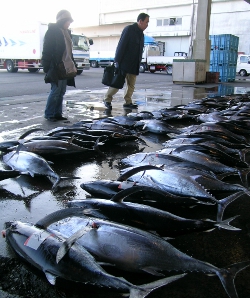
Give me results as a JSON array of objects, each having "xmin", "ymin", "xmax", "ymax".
[
  {"xmin": 166, "ymin": 65, "xmax": 173, "ymax": 75},
  {"xmin": 239, "ymin": 69, "xmax": 247, "ymax": 77},
  {"xmin": 139, "ymin": 64, "xmax": 145, "ymax": 73},
  {"xmin": 90, "ymin": 61, "xmax": 99, "ymax": 68},
  {"xmin": 6, "ymin": 60, "xmax": 18, "ymax": 73},
  {"xmin": 77, "ymin": 69, "xmax": 83, "ymax": 75}
]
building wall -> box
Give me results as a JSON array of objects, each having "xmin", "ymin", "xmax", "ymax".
[{"xmin": 72, "ymin": 0, "xmax": 250, "ymax": 57}]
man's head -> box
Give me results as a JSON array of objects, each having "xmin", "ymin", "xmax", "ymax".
[
  {"xmin": 137, "ymin": 13, "xmax": 150, "ymax": 31},
  {"xmin": 56, "ymin": 10, "xmax": 73, "ymax": 29}
]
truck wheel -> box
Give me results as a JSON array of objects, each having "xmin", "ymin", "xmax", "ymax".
[
  {"xmin": 166, "ymin": 66, "xmax": 173, "ymax": 75},
  {"xmin": 28, "ymin": 68, "xmax": 39, "ymax": 73},
  {"xmin": 90, "ymin": 61, "xmax": 99, "ymax": 68},
  {"xmin": 239, "ymin": 69, "xmax": 247, "ymax": 77},
  {"xmin": 6, "ymin": 60, "xmax": 18, "ymax": 73},
  {"xmin": 139, "ymin": 64, "xmax": 145, "ymax": 73},
  {"xmin": 77, "ymin": 70, "xmax": 83, "ymax": 75}
]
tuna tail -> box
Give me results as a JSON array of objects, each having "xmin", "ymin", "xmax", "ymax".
[
  {"xmin": 216, "ymin": 261, "xmax": 250, "ymax": 298},
  {"xmin": 93, "ymin": 137, "xmax": 106, "ymax": 157},
  {"xmin": 238, "ymin": 148, "xmax": 250, "ymax": 162},
  {"xmin": 216, "ymin": 191, "xmax": 246, "ymax": 222},
  {"xmin": 214, "ymin": 215, "xmax": 241, "ymax": 231},
  {"xmin": 237, "ymin": 168, "xmax": 250, "ymax": 188},
  {"xmin": 129, "ymin": 273, "xmax": 187, "ymax": 298}
]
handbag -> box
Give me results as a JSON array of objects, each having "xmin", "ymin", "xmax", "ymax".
[
  {"xmin": 102, "ymin": 63, "xmax": 126, "ymax": 89},
  {"xmin": 57, "ymin": 61, "xmax": 77, "ymax": 80}
]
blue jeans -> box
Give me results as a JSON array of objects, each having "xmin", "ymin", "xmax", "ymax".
[{"xmin": 44, "ymin": 80, "xmax": 67, "ymax": 118}]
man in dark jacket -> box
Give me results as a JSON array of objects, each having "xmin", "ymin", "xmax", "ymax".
[
  {"xmin": 42, "ymin": 10, "xmax": 77, "ymax": 121},
  {"xmin": 103, "ymin": 13, "xmax": 149, "ymax": 110}
]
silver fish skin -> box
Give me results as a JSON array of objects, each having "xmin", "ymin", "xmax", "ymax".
[
  {"xmin": 5, "ymin": 221, "xmax": 185, "ymax": 298},
  {"xmin": 3, "ymin": 150, "xmax": 60, "ymax": 189},
  {"xmin": 123, "ymin": 168, "xmax": 216, "ymax": 202},
  {"xmin": 48, "ymin": 216, "xmax": 250, "ymax": 298}
]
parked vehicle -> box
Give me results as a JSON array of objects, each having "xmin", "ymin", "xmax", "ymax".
[
  {"xmin": 236, "ymin": 54, "xmax": 250, "ymax": 76},
  {"xmin": 89, "ymin": 51, "xmax": 115, "ymax": 68},
  {"xmin": 89, "ymin": 35, "xmax": 186, "ymax": 74},
  {"xmin": 0, "ymin": 22, "xmax": 93, "ymax": 74}
]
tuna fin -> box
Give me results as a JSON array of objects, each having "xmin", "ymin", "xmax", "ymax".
[
  {"xmin": 216, "ymin": 191, "xmax": 246, "ymax": 222},
  {"xmin": 44, "ymin": 271, "xmax": 57, "ymax": 285},
  {"xmin": 215, "ymin": 215, "xmax": 241, "ymax": 231},
  {"xmin": 237, "ymin": 168, "xmax": 250, "ymax": 188},
  {"xmin": 239, "ymin": 148, "xmax": 250, "ymax": 162},
  {"xmin": 93, "ymin": 137, "xmax": 106, "ymax": 157},
  {"xmin": 216, "ymin": 261, "xmax": 250, "ymax": 298},
  {"xmin": 129, "ymin": 273, "xmax": 186, "ymax": 298},
  {"xmin": 117, "ymin": 165, "xmax": 163, "ymax": 182},
  {"xmin": 56, "ymin": 224, "xmax": 95, "ymax": 263},
  {"xmin": 142, "ymin": 267, "xmax": 165, "ymax": 277},
  {"xmin": 18, "ymin": 128, "xmax": 44, "ymax": 140}
]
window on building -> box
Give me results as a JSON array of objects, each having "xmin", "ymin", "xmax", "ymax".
[
  {"xmin": 157, "ymin": 19, "xmax": 162, "ymax": 26},
  {"xmin": 169, "ymin": 18, "xmax": 176, "ymax": 25},
  {"xmin": 176, "ymin": 18, "xmax": 182, "ymax": 25},
  {"xmin": 163, "ymin": 19, "xmax": 169, "ymax": 26}
]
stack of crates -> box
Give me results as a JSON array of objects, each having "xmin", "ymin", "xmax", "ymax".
[{"xmin": 209, "ymin": 34, "xmax": 239, "ymax": 82}]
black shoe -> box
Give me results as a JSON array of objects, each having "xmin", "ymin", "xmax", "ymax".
[
  {"xmin": 45, "ymin": 117, "xmax": 57, "ymax": 122},
  {"xmin": 123, "ymin": 103, "xmax": 138, "ymax": 109},
  {"xmin": 54, "ymin": 116, "xmax": 68, "ymax": 120},
  {"xmin": 103, "ymin": 100, "xmax": 112, "ymax": 110}
]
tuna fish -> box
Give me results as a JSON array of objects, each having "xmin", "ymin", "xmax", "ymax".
[
  {"xmin": 3, "ymin": 149, "xmax": 80, "ymax": 190},
  {"xmin": 47, "ymin": 215, "xmax": 250, "ymax": 298},
  {"xmin": 4, "ymin": 221, "xmax": 185, "ymax": 298}
]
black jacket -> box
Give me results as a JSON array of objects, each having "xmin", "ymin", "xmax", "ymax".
[
  {"xmin": 115, "ymin": 23, "xmax": 144, "ymax": 75},
  {"xmin": 41, "ymin": 23, "xmax": 75, "ymax": 87}
]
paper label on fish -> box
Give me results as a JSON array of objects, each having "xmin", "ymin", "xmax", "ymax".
[
  {"xmin": 118, "ymin": 181, "xmax": 135, "ymax": 189},
  {"xmin": 24, "ymin": 231, "xmax": 53, "ymax": 250}
]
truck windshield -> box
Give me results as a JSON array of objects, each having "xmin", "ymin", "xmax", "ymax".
[{"xmin": 72, "ymin": 35, "xmax": 89, "ymax": 51}]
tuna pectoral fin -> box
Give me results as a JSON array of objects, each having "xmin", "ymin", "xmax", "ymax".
[
  {"xmin": 130, "ymin": 274, "xmax": 186, "ymax": 298},
  {"xmin": 56, "ymin": 225, "xmax": 94, "ymax": 263},
  {"xmin": 216, "ymin": 191, "xmax": 246, "ymax": 222},
  {"xmin": 44, "ymin": 271, "xmax": 57, "ymax": 285},
  {"xmin": 217, "ymin": 261, "xmax": 250, "ymax": 298}
]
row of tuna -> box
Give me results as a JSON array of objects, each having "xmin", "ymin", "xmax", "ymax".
[{"xmin": 1, "ymin": 93, "xmax": 250, "ymax": 297}]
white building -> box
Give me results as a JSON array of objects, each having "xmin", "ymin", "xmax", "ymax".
[{"xmin": 72, "ymin": 0, "xmax": 250, "ymax": 57}]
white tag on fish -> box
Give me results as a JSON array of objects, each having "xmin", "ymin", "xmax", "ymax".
[
  {"xmin": 24, "ymin": 231, "xmax": 53, "ymax": 250},
  {"xmin": 118, "ymin": 181, "xmax": 135, "ymax": 189}
]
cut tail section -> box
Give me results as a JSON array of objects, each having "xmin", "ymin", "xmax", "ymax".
[{"xmin": 216, "ymin": 261, "xmax": 250, "ymax": 298}]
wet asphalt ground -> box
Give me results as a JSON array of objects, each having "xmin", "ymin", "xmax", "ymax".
[{"xmin": 1, "ymin": 71, "xmax": 250, "ymax": 297}]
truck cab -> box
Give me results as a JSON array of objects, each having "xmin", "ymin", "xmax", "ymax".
[{"xmin": 236, "ymin": 54, "xmax": 250, "ymax": 77}]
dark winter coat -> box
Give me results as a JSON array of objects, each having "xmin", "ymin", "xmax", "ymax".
[
  {"xmin": 114, "ymin": 23, "xmax": 144, "ymax": 75},
  {"xmin": 41, "ymin": 23, "xmax": 75, "ymax": 87}
]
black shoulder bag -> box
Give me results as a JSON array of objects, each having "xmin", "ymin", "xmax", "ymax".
[{"xmin": 102, "ymin": 63, "xmax": 126, "ymax": 89}]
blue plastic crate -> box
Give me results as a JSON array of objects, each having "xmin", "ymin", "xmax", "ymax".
[{"xmin": 210, "ymin": 34, "xmax": 239, "ymax": 51}]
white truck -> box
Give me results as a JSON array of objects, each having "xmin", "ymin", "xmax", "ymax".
[
  {"xmin": 140, "ymin": 43, "xmax": 187, "ymax": 75},
  {"xmin": 236, "ymin": 54, "xmax": 250, "ymax": 76},
  {"xmin": 89, "ymin": 51, "xmax": 115, "ymax": 68},
  {"xmin": 0, "ymin": 21, "xmax": 93, "ymax": 74},
  {"xmin": 89, "ymin": 36, "xmax": 186, "ymax": 74}
]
